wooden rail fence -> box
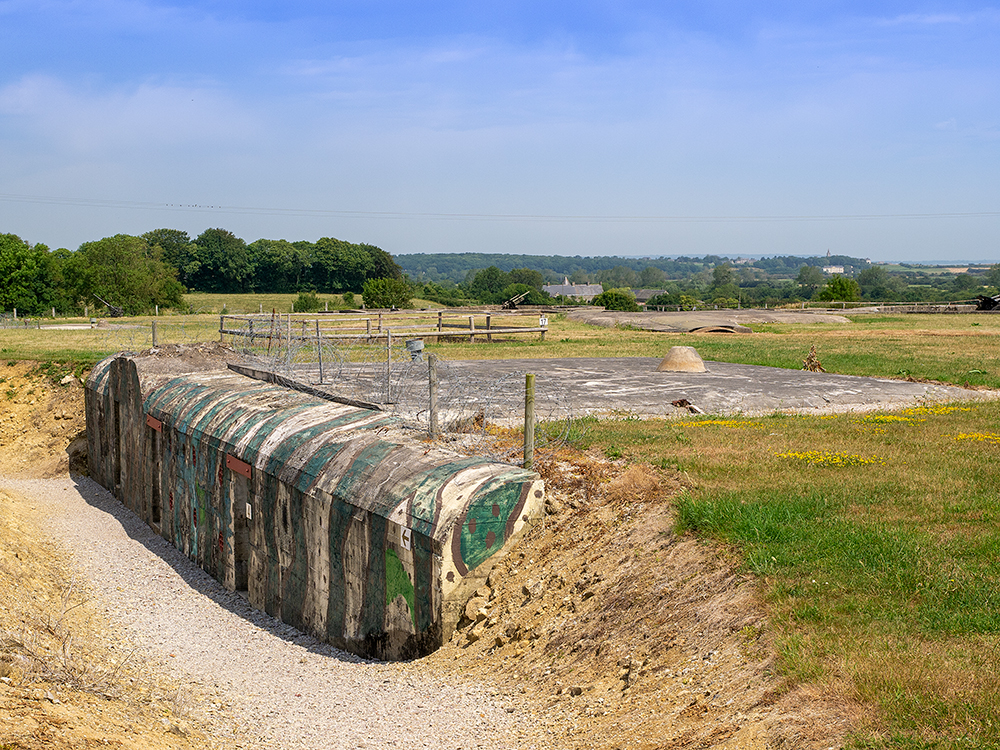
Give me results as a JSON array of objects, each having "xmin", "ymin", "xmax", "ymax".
[{"xmin": 219, "ymin": 310, "xmax": 549, "ymax": 345}]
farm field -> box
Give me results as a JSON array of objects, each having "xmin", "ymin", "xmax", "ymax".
[
  {"xmin": 4, "ymin": 308, "xmax": 1000, "ymax": 389},
  {"xmin": 1, "ymin": 303, "xmax": 999, "ymax": 747}
]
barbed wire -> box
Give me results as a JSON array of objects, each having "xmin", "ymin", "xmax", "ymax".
[
  {"xmin": 227, "ymin": 316, "xmax": 586, "ymax": 466},
  {"xmin": 95, "ymin": 322, "xmax": 211, "ymax": 353}
]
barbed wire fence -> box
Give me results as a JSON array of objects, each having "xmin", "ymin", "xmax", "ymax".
[
  {"xmin": 226, "ymin": 315, "xmax": 586, "ymax": 467},
  {"xmin": 95, "ymin": 321, "xmax": 215, "ymax": 353}
]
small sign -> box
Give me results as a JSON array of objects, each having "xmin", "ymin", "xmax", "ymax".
[
  {"xmin": 400, "ymin": 526, "xmax": 412, "ymax": 551},
  {"xmin": 246, "ymin": 502, "xmax": 253, "ymax": 520},
  {"xmin": 146, "ymin": 414, "xmax": 162, "ymax": 432},
  {"xmin": 539, "ymin": 316, "xmax": 548, "ymax": 327}
]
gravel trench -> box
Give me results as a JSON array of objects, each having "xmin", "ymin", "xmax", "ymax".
[{"xmin": 3, "ymin": 475, "xmax": 528, "ymax": 750}]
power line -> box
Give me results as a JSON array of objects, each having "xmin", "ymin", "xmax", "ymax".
[{"xmin": 1, "ymin": 192, "xmax": 997, "ymax": 224}]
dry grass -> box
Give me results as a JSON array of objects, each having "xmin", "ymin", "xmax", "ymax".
[
  {"xmin": 0, "ymin": 489, "xmax": 221, "ymax": 749},
  {"xmin": 576, "ymin": 402, "xmax": 1000, "ymax": 748}
]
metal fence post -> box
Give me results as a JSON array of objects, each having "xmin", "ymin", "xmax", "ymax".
[
  {"xmin": 524, "ymin": 373, "xmax": 535, "ymax": 471},
  {"xmin": 316, "ymin": 320, "xmax": 324, "ymax": 384},
  {"xmin": 385, "ymin": 329, "xmax": 392, "ymax": 403},
  {"xmin": 428, "ymin": 353, "xmax": 439, "ymax": 438}
]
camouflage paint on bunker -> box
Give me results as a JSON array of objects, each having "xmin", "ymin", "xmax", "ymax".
[{"xmin": 86, "ymin": 352, "xmax": 544, "ymax": 659}]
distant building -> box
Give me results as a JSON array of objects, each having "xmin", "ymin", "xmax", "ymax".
[
  {"xmin": 632, "ymin": 289, "xmax": 666, "ymax": 304},
  {"xmin": 823, "ymin": 265, "xmax": 845, "ymax": 274},
  {"xmin": 542, "ymin": 277, "xmax": 605, "ymax": 301}
]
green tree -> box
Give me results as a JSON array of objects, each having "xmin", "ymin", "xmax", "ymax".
[
  {"xmin": 639, "ymin": 266, "xmax": 668, "ymax": 288},
  {"xmin": 817, "ymin": 275, "xmax": 861, "ymax": 302},
  {"xmin": 986, "ymin": 264, "xmax": 1000, "ymax": 290},
  {"xmin": 507, "ymin": 267, "xmax": 545, "ymax": 290},
  {"xmin": 189, "ymin": 228, "xmax": 253, "ymax": 292},
  {"xmin": 646, "ymin": 290, "xmax": 681, "ymax": 307},
  {"xmin": 468, "ymin": 266, "xmax": 510, "ymax": 303},
  {"xmin": 313, "ymin": 237, "xmax": 374, "ymax": 292},
  {"xmin": 597, "ymin": 265, "xmax": 639, "ymax": 290},
  {"xmin": 950, "ymin": 273, "xmax": 980, "ymax": 294},
  {"xmin": 362, "ymin": 278, "xmax": 413, "ymax": 309},
  {"xmin": 591, "ymin": 288, "xmax": 641, "ymax": 312},
  {"xmin": 72, "ymin": 234, "xmax": 184, "ymax": 315},
  {"xmin": 710, "ymin": 263, "xmax": 736, "ymax": 289},
  {"xmin": 857, "ymin": 266, "xmax": 904, "ymax": 301},
  {"xmin": 362, "ymin": 244, "xmax": 403, "ymax": 281},
  {"xmin": 708, "ymin": 263, "xmax": 741, "ymax": 303},
  {"xmin": 142, "ymin": 229, "xmax": 199, "ymax": 288},
  {"xmin": 249, "ymin": 239, "xmax": 312, "ymax": 293},
  {"xmin": 0, "ymin": 234, "xmax": 58, "ymax": 314},
  {"xmin": 796, "ymin": 265, "xmax": 825, "ymax": 296}
]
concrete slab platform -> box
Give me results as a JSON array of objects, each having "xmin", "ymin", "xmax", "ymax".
[
  {"xmin": 565, "ymin": 307, "xmax": 852, "ymax": 333},
  {"xmin": 438, "ymin": 357, "xmax": 997, "ymax": 417}
]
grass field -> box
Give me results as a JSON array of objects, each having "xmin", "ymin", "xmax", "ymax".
[
  {"xmin": 577, "ymin": 404, "xmax": 1000, "ymax": 748},
  {"xmin": 3, "ymin": 302, "xmax": 1000, "ymax": 747}
]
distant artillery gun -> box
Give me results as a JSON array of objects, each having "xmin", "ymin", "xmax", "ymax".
[
  {"xmin": 93, "ymin": 294, "xmax": 125, "ymax": 318},
  {"xmin": 975, "ymin": 294, "xmax": 1000, "ymax": 311},
  {"xmin": 501, "ymin": 290, "xmax": 530, "ymax": 310}
]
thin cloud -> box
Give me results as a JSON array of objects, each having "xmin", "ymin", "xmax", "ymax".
[
  {"xmin": 0, "ymin": 75, "xmax": 260, "ymax": 153},
  {"xmin": 880, "ymin": 10, "xmax": 1000, "ymax": 26}
]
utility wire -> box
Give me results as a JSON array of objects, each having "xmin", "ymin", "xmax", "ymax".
[{"xmin": 1, "ymin": 192, "xmax": 998, "ymax": 224}]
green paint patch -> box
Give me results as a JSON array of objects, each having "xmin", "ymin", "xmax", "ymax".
[
  {"xmin": 460, "ymin": 481, "xmax": 522, "ymax": 572},
  {"xmin": 385, "ymin": 548, "xmax": 416, "ymax": 626}
]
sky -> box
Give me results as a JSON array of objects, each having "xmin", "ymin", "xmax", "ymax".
[{"xmin": 0, "ymin": 1, "xmax": 998, "ymax": 262}]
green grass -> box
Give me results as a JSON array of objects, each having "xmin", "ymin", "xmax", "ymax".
[
  {"xmin": 579, "ymin": 404, "xmax": 1000, "ymax": 747},
  {"xmin": 183, "ymin": 291, "xmax": 340, "ymax": 314},
  {"xmin": 0, "ymin": 318, "xmax": 221, "ymax": 363}
]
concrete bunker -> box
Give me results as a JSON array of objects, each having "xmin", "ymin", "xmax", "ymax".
[{"xmin": 85, "ymin": 351, "xmax": 543, "ymax": 660}]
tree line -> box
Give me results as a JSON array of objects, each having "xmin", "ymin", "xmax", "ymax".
[
  {"xmin": 0, "ymin": 228, "xmax": 402, "ymax": 316},
  {"xmin": 3, "ymin": 225, "xmax": 997, "ymax": 316}
]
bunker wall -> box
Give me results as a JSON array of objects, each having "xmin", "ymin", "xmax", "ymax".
[{"xmin": 85, "ymin": 354, "xmax": 543, "ymax": 659}]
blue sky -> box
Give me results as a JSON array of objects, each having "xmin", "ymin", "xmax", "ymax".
[{"xmin": 1, "ymin": 1, "xmax": 997, "ymax": 261}]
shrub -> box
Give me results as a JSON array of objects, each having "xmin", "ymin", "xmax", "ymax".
[
  {"xmin": 293, "ymin": 290, "xmax": 322, "ymax": 312},
  {"xmin": 817, "ymin": 275, "xmax": 861, "ymax": 302},
  {"xmin": 362, "ymin": 277, "xmax": 413, "ymax": 309},
  {"xmin": 591, "ymin": 288, "xmax": 640, "ymax": 312}
]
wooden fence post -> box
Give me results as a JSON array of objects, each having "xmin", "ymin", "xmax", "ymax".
[{"xmin": 524, "ymin": 373, "xmax": 536, "ymax": 471}]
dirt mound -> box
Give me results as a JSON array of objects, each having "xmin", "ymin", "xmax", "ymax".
[
  {"xmin": 0, "ymin": 362, "xmax": 87, "ymax": 478},
  {"xmin": 417, "ymin": 453, "xmax": 859, "ymax": 748}
]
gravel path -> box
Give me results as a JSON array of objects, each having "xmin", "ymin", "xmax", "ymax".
[{"xmin": 3, "ymin": 474, "xmax": 528, "ymax": 750}]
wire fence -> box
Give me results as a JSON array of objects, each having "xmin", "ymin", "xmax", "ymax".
[
  {"xmin": 227, "ymin": 317, "xmax": 583, "ymax": 466},
  {"xmin": 94, "ymin": 321, "xmax": 218, "ymax": 353}
]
